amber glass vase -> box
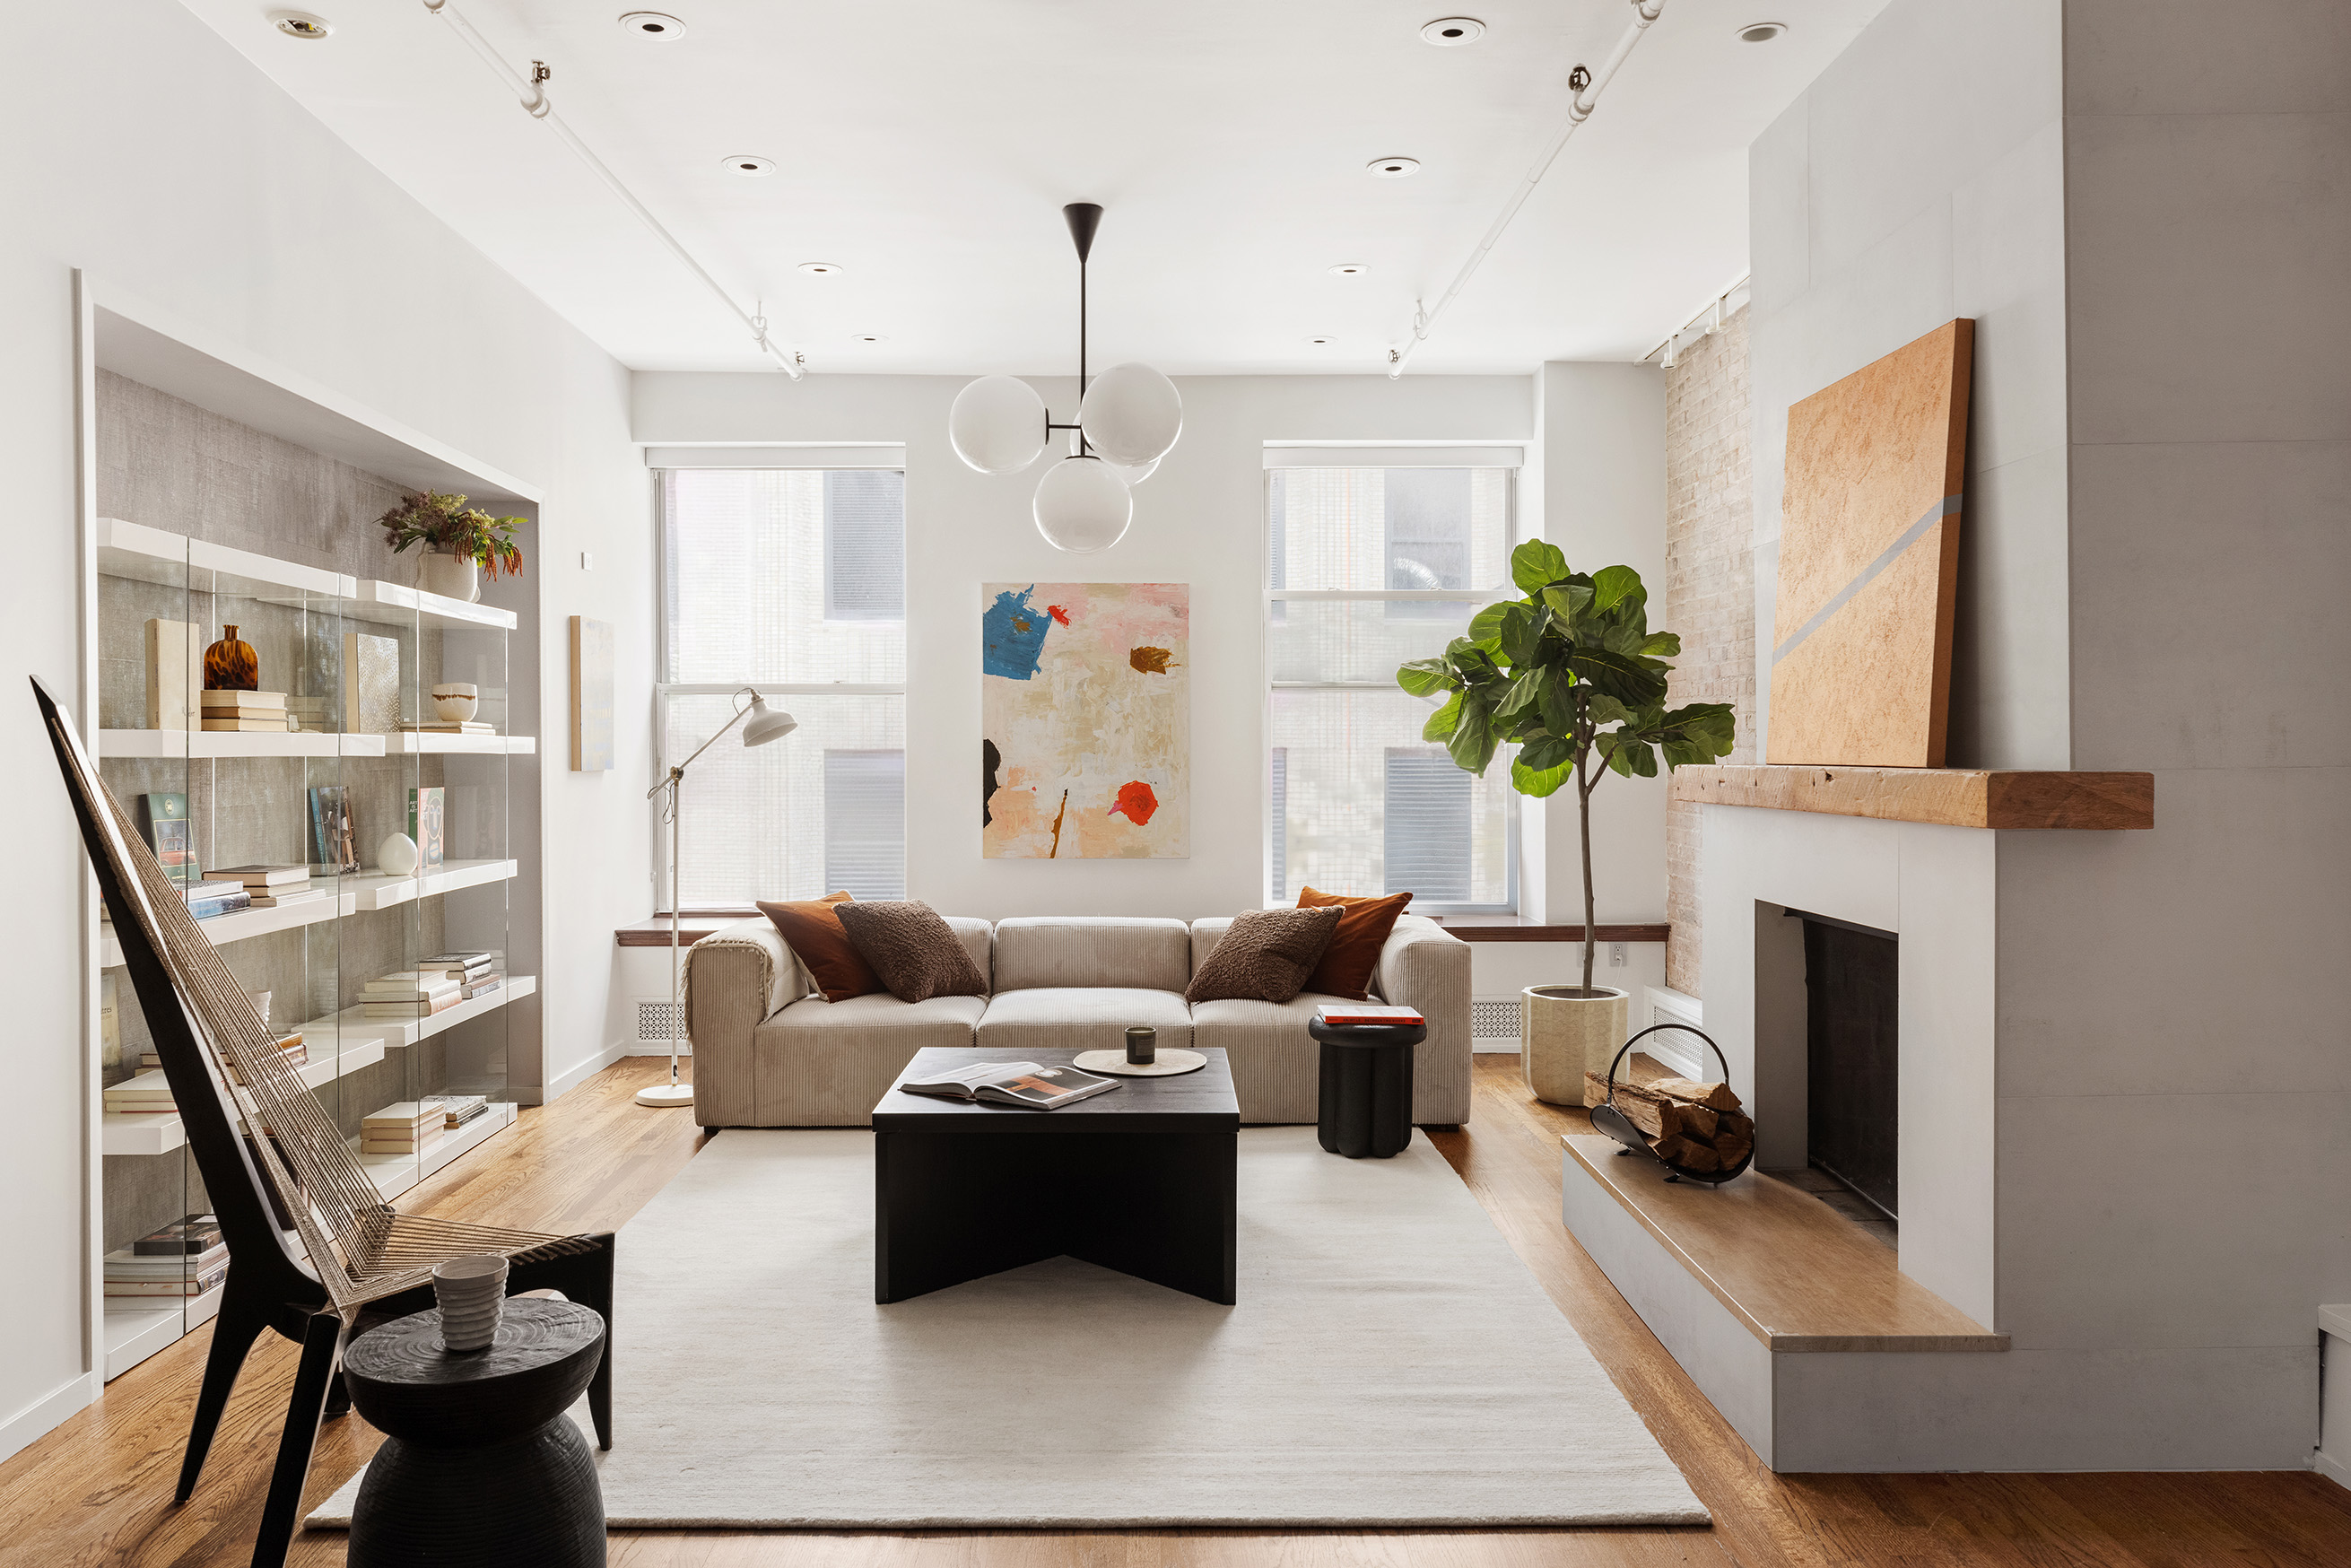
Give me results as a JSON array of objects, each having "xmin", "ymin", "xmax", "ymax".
[{"xmin": 204, "ymin": 624, "xmax": 258, "ymax": 691}]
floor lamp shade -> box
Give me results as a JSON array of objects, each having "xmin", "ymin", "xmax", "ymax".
[{"xmin": 742, "ymin": 698, "xmax": 798, "ymax": 746}]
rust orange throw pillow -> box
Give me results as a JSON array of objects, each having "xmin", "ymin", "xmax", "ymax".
[
  {"xmin": 754, "ymin": 892, "xmax": 875, "ymax": 1003},
  {"xmin": 1296, "ymin": 887, "xmax": 1413, "ymax": 1001}
]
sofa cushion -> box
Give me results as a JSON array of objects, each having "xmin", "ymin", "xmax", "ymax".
[
  {"xmin": 1189, "ymin": 993, "xmax": 1356, "ymax": 1123},
  {"xmin": 834, "ymin": 899, "xmax": 988, "ymax": 1002},
  {"xmin": 945, "ymin": 916, "xmax": 994, "ymax": 995},
  {"xmin": 975, "ymin": 986, "xmax": 1194, "ymax": 1052},
  {"xmin": 1185, "ymin": 905, "xmax": 1341, "ymax": 1004},
  {"xmin": 990, "ymin": 917, "xmax": 1190, "ymax": 993},
  {"xmin": 755, "ymin": 893, "xmax": 875, "ymax": 1003},
  {"xmin": 749, "ymin": 993, "xmax": 987, "ymax": 1127},
  {"xmin": 1296, "ymin": 887, "xmax": 1413, "ymax": 1000}
]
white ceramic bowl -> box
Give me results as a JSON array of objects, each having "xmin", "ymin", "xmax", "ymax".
[{"xmin": 431, "ymin": 684, "xmax": 479, "ymax": 723}]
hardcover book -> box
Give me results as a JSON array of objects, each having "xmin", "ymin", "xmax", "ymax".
[
  {"xmin": 407, "ymin": 786, "xmax": 445, "ymax": 872},
  {"xmin": 342, "ymin": 632, "xmax": 400, "ymax": 734},
  {"xmin": 308, "ymin": 785, "xmax": 359, "ymax": 876},
  {"xmin": 898, "ymin": 1060, "xmax": 1119, "ymax": 1111},
  {"xmin": 131, "ymin": 1214, "xmax": 225, "ymax": 1257}
]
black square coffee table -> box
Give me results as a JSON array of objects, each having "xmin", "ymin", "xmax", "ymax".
[{"xmin": 873, "ymin": 1045, "xmax": 1239, "ymax": 1306}]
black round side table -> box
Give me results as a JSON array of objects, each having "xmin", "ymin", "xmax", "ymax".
[
  {"xmin": 344, "ymin": 1297, "xmax": 608, "ymax": 1568},
  {"xmin": 1310, "ymin": 1019, "xmax": 1428, "ymax": 1159}
]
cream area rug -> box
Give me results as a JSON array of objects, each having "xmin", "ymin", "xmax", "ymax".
[{"xmin": 310, "ymin": 1128, "xmax": 1706, "ymax": 1529}]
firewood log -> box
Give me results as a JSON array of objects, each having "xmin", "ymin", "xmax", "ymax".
[
  {"xmin": 1648, "ymin": 1133, "xmax": 1694, "ymax": 1165},
  {"xmin": 1675, "ymin": 1102, "xmax": 1720, "ymax": 1141},
  {"xmin": 1649, "ymin": 1076, "xmax": 1741, "ymax": 1112},
  {"xmin": 1670, "ymin": 1141, "xmax": 1721, "ymax": 1173},
  {"xmin": 1711, "ymin": 1128, "xmax": 1753, "ymax": 1164}
]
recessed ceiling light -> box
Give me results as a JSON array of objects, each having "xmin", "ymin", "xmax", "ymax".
[
  {"xmin": 1329, "ymin": 263, "xmax": 1371, "ymax": 276},
  {"xmin": 620, "ymin": 12, "xmax": 687, "ymax": 39},
  {"xmin": 723, "ymin": 155, "xmax": 775, "ymax": 177},
  {"xmin": 1304, "ymin": 336, "xmax": 1337, "ymax": 346},
  {"xmin": 1737, "ymin": 20, "xmax": 1789, "ymax": 42},
  {"xmin": 1368, "ymin": 156, "xmax": 1421, "ymax": 179},
  {"xmin": 797, "ymin": 261, "xmax": 843, "ymax": 275},
  {"xmin": 270, "ymin": 11, "xmax": 333, "ymax": 38},
  {"xmin": 1420, "ymin": 16, "xmax": 1485, "ymax": 46},
  {"xmin": 849, "ymin": 333, "xmax": 887, "ymax": 344}
]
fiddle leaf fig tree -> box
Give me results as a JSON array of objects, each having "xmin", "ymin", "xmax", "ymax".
[{"xmin": 1397, "ymin": 540, "xmax": 1736, "ymax": 994}]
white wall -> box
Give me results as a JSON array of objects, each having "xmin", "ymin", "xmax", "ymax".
[
  {"xmin": 1, "ymin": 3, "xmax": 647, "ymax": 1459},
  {"xmin": 631, "ymin": 372, "xmax": 1535, "ymax": 921},
  {"xmin": 1749, "ymin": 0, "xmax": 2071, "ymax": 770}
]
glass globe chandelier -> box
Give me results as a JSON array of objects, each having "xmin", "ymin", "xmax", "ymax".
[{"xmin": 948, "ymin": 204, "xmax": 1182, "ymax": 553}]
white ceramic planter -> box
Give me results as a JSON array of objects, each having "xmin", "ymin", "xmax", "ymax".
[
  {"xmin": 416, "ymin": 550, "xmax": 480, "ymax": 603},
  {"xmin": 1520, "ymin": 984, "xmax": 1629, "ymax": 1106}
]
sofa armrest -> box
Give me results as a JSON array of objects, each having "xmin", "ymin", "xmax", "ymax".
[
  {"xmin": 684, "ymin": 917, "xmax": 804, "ymax": 1125},
  {"xmin": 1376, "ymin": 916, "xmax": 1474, "ymax": 1125}
]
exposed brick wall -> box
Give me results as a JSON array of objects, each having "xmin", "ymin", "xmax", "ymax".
[{"xmin": 1662, "ymin": 307, "xmax": 1755, "ymax": 997}]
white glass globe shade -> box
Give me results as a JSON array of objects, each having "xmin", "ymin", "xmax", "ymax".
[
  {"xmin": 1032, "ymin": 457, "xmax": 1133, "ymax": 553},
  {"xmin": 1107, "ymin": 456, "xmax": 1160, "ymax": 487},
  {"xmin": 948, "ymin": 375, "xmax": 1047, "ymax": 475},
  {"xmin": 1078, "ymin": 362, "xmax": 1182, "ymax": 467}
]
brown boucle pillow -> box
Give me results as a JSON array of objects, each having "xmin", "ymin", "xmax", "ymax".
[
  {"xmin": 832, "ymin": 900, "xmax": 988, "ymax": 1004},
  {"xmin": 1184, "ymin": 905, "xmax": 1345, "ymax": 1006}
]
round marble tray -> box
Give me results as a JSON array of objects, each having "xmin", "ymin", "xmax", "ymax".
[{"xmin": 1072, "ymin": 1048, "xmax": 1208, "ymax": 1078}]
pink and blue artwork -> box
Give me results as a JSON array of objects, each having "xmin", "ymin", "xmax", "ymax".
[{"xmin": 981, "ymin": 582, "xmax": 1189, "ymax": 858}]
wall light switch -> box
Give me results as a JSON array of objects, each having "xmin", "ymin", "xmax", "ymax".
[
  {"xmin": 1609, "ymin": 942, "xmax": 1627, "ymax": 967},
  {"xmin": 579, "ymin": 552, "xmax": 594, "ymax": 571}
]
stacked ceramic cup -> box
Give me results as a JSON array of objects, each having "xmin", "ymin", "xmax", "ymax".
[{"xmin": 432, "ymin": 1254, "xmax": 509, "ymax": 1352}]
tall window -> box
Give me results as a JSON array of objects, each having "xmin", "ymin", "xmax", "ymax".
[
  {"xmin": 658, "ymin": 467, "xmax": 906, "ymax": 908},
  {"xmin": 1267, "ymin": 463, "xmax": 1515, "ymax": 911}
]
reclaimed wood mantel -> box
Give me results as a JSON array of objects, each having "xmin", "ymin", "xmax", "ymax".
[{"xmin": 1670, "ymin": 765, "xmax": 2153, "ymax": 830}]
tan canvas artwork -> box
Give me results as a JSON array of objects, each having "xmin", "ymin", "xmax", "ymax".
[
  {"xmin": 981, "ymin": 582, "xmax": 1189, "ymax": 858},
  {"xmin": 342, "ymin": 631, "xmax": 401, "ymax": 735},
  {"xmin": 570, "ymin": 614, "xmax": 614, "ymax": 771},
  {"xmin": 1768, "ymin": 318, "xmax": 1973, "ymax": 767}
]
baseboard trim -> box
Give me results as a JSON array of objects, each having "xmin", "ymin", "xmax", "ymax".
[
  {"xmin": 0, "ymin": 1372, "xmax": 99, "ymax": 1468},
  {"xmin": 544, "ymin": 1041, "xmax": 639, "ymax": 1103},
  {"xmin": 2319, "ymin": 1447, "xmax": 2351, "ymax": 1492}
]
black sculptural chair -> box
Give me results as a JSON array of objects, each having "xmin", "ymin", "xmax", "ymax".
[{"xmin": 33, "ymin": 678, "xmax": 616, "ymax": 1568}]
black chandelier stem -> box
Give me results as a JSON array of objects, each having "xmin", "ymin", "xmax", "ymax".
[{"xmin": 1063, "ymin": 202, "xmax": 1104, "ymax": 459}]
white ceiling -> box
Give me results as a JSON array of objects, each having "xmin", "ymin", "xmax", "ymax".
[{"xmin": 183, "ymin": 0, "xmax": 1882, "ymax": 376}]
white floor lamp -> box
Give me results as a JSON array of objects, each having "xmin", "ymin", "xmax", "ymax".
[{"xmin": 638, "ymin": 686, "xmax": 797, "ymax": 1110}]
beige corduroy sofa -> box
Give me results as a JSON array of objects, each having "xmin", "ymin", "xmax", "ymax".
[{"xmin": 682, "ymin": 913, "xmax": 1471, "ymax": 1128}]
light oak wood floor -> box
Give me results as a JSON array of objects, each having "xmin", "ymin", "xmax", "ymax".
[{"xmin": 5, "ymin": 1055, "xmax": 2347, "ymax": 1567}]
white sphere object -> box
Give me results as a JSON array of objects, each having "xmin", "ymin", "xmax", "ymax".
[
  {"xmin": 948, "ymin": 375, "xmax": 1047, "ymax": 474},
  {"xmin": 378, "ymin": 832, "xmax": 420, "ymax": 876},
  {"xmin": 1107, "ymin": 456, "xmax": 1160, "ymax": 487},
  {"xmin": 1032, "ymin": 457, "xmax": 1133, "ymax": 553},
  {"xmin": 1078, "ymin": 362, "xmax": 1182, "ymax": 467}
]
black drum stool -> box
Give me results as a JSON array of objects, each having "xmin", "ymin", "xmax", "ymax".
[
  {"xmin": 343, "ymin": 1296, "xmax": 607, "ymax": 1568},
  {"xmin": 1310, "ymin": 1018, "xmax": 1428, "ymax": 1158}
]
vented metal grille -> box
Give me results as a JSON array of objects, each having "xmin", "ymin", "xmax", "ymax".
[
  {"xmin": 1471, "ymin": 998, "xmax": 1519, "ymax": 1040},
  {"xmin": 636, "ymin": 1000, "xmax": 683, "ymax": 1043}
]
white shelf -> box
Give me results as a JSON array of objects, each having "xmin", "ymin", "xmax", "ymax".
[
  {"xmin": 99, "ymin": 859, "xmax": 518, "ymax": 966},
  {"xmin": 103, "ymin": 1281, "xmax": 224, "ymax": 1381},
  {"xmin": 96, "ymin": 518, "xmax": 351, "ymax": 604},
  {"xmin": 354, "ymin": 1102, "xmax": 518, "ymax": 1200},
  {"xmin": 96, "ymin": 728, "xmax": 387, "ymax": 759},
  {"xmin": 347, "ymin": 579, "xmax": 518, "ymax": 632},
  {"xmin": 384, "ymin": 732, "xmax": 536, "ymax": 754},
  {"xmin": 100, "ymin": 1039, "xmax": 392, "ymax": 1155},
  {"xmin": 321, "ymin": 974, "xmax": 537, "ymax": 1052}
]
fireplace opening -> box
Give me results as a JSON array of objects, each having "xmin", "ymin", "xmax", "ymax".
[{"xmin": 1793, "ymin": 910, "xmax": 1898, "ymax": 1226}]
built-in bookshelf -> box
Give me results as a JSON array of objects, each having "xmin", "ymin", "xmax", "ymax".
[{"xmin": 83, "ymin": 321, "xmax": 541, "ymax": 1385}]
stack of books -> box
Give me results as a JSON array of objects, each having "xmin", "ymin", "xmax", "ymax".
[
  {"xmin": 181, "ymin": 878, "xmax": 252, "ymax": 919},
  {"xmin": 1312, "ymin": 1003, "xmax": 1427, "ymax": 1028},
  {"xmin": 422, "ymin": 951, "xmax": 500, "ymax": 1001},
  {"xmin": 103, "ymin": 1070, "xmax": 178, "ymax": 1116},
  {"xmin": 427, "ymin": 1093, "xmax": 490, "ymax": 1131},
  {"xmin": 200, "ymin": 690, "xmax": 290, "ymax": 732},
  {"xmin": 287, "ymin": 695, "xmax": 331, "ymax": 734},
  {"xmin": 209, "ymin": 863, "xmax": 326, "ymax": 911},
  {"xmin": 398, "ymin": 719, "xmax": 495, "ymax": 736},
  {"xmin": 360, "ymin": 970, "xmax": 462, "ymax": 1019},
  {"xmin": 360, "ymin": 1102, "xmax": 444, "ymax": 1156},
  {"xmin": 105, "ymin": 1215, "xmax": 229, "ymax": 1301}
]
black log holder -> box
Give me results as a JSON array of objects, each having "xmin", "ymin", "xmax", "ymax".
[{"xmin": 1589, "ymin": 1024, "xmax": 1756, "ymax": 1188}]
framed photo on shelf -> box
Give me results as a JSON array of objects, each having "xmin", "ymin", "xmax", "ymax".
[
  {"xmin": 136, "ymin": 791, "xmax": 198, "ymax": 888},
  {"xmin": 309, "ymin": 785, "xmax": 360, "ymax": 876}
]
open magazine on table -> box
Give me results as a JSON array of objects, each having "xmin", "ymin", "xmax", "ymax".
[{"xmin": 899, "ymin": 1060, "xmax": 1119, "ymax": 1110}]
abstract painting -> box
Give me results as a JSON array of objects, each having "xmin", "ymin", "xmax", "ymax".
[
  {"xmin": 1768, "ymin": 318, "xmax": 1973, "ymax": 767},
  {"xmin": 570, "ymin": 614, "xmax": 614, "ymax": 771},
  {"xmin": 982, "ymin": 582, "xmax": 1188, "ymax": 858}
]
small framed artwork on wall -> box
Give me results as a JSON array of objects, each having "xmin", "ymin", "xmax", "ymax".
[{"xmin": 570, "ymin": 614, "xmax": 614, "ymax": 772}]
